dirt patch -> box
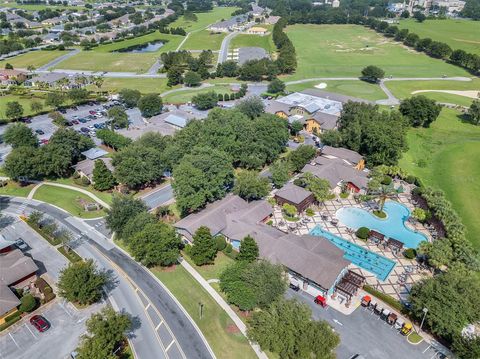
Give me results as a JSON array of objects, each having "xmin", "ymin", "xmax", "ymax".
[{"xmin": 226, "ymin": 324, "xmax": 240, "ymax": 334}]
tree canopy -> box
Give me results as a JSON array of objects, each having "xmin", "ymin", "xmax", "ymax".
[
  {"xmin": 192, "ymin": 91, "xmax": 218, "ymax": 110},
  {"xmin": 92, "ymin": 159, "xmax": 116, "ymax": 191},
  {"xmin": 58, "ymin": 259, "xmax": 108, "ymax": 305},
  {"xmin": 287, "ymin": 145, "xmax": 317, "ymax": 172},
  {"xmin": 399, "ymin": 96, "xmax": 442, "ymax": 128},
  {"xmin": 236, "ymin": 96, "xmax": 265, "ymax": 119},
  {"xmin": 233, "ymin": 170, "xmax": 270, "ymax": 201},
  {"xmin": 5, "ymin": 101, "xmax": 24, "ymax": 120},
  {"xmin": 3, "ymin": 123, "xmax": 38, "ymax": 148},
  {"xmin": 119, "ymin": 88, "xmax": 141, "ymax": 108},
  {"xmin": 189, "ymin": 226, "xmax": 217, "ymax": 266},
  {"xmin": 105, "ymin": 194, "xmax": 148, "ymax": 238},
  {"xmin": 237, "ymin": 235, "xmax": 259, "ymax": 262},
  {"xmin": 138, "ymin": 94, "xmax": 163, "ymax": 117},
  {"xmin": 248, "ymin": 298, "xmax": 340, "ymax": 359},
  {"xmin": 361, "ymin": 65, "xmax": 385, "ymax": 83}
]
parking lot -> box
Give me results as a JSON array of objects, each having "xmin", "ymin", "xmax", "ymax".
[
  {"xmin": 286, "ymin": 289, "xmax": 448, "ymax": 359},
  {"xmin": 0, "ymin": 300, "xmax": 98, "ymax": 359}
]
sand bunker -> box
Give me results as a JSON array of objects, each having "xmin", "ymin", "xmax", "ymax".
[{"xmin": 411, "ymin": 90, "xmax": 480, "ymax": 98}]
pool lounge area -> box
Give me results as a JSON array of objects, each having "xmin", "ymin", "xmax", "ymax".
[
  {"xmin": 310, "ymin": 225, "xmax": 396, "ymax": 281},
  {"xmin": 336, "ymin": 201, "xmax": 428, "ymax": 249}
]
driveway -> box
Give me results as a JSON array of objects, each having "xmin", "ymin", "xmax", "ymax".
[
  {"xmin": 0, "ymin": 300, "xmax": 98, "ymax": 359},
  {"xmin": 286, "ymin": 289, "xmax": 445, "ymax": 359},
  {"xmin": 140, "ymin": 184, "xmax": 174, "ymax": 210}
]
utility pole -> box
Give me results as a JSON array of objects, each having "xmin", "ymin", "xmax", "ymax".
[{"xmin": 419, "ymin": 307, "xmax": 428, "ymax": 332}]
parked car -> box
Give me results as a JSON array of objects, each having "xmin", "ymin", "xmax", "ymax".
[
  {"xmin": 35, "ymin": 129, "xmax": 45, "ymax": 135},
  {"xmin": 89, "ymin": 110, "xmax": 96, "ymax": 115},
  {"xmin": 78, "ymin": 118, "xmax": 87, "ymax": 123},
  {"xmin": 72, "ymin": 120, "xmax": 80, "ymax": 125},
  {"xmin": 30, "ymin": 315, "xmax": 50, "ymax": 332},
  {"xmin": 289, "ymin": 283, "xmax": 300, "ymax": 292},
  {"xmin": 15, "ymin": 238, "xmax": 28, "ymax": 250},
  {"xmin": 59, "ymin": 108, "xmax": 67, "ymax": 114},
  {"xmin": 39, "ymin": 139, "xmax": 49, "ymax": 145},
  {"xmin": 80, "ymin": 127, "xmax": 90, "ymax": 133},
  {"xmin": 88, "ymin": 125, "xmax": 95, "ymax": 130},
  {"xmin": 20, "ymin": 117, "xmax": 32, "ymax": 123},
  {"xmin": 72, "ymin": 115, "xmax": 79, "ymax": 119}
]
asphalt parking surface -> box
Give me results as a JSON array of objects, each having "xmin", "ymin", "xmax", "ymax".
[
  {"xmin": 286, "ymin": 289, "xmax": 447, "ymax": 359},
  {"xmin": 0, "ymin": 300, "xmax": 97, "ymax": 359}
]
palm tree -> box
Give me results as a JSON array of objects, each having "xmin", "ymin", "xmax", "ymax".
[{"xmin": 370, "ymin": 183, "xmax": 397, "ymax": 213}]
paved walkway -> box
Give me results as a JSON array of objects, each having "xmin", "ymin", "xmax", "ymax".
[
  {"xmin": 27, "ymin": 181, "xmax": 111, "ymax": 209},
  {"xmin": 180, "ymin": 259, "xmax": 268, "ymax": 359},
  {"xmin": 37, "ymin": 49, "xmax": 81, "ymax": 71}
]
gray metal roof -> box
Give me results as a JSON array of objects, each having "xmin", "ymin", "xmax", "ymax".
[
  {"xmin": 302, "ymin": 157, "xmax": 368, "ymax": 189},
  {"xmin": 81, "ymin": 147, "xmax": 108, "ymax": 160},
  {"xmin": 321, "ymin": 146, "xmax": 363, "ymax": 165},
  {"xmin": 164, "ymin": 114, "xmax": 188, "ymax": 128}
]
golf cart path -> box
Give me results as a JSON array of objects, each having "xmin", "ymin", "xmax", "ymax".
[{"xmin": 411, "ymin": 89, "xmax": 480, "ymax": 98}]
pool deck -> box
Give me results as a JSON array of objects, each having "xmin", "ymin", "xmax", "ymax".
[{"xmin": 271, "ymin": 180, "xmax": 433, "ymax": 303}]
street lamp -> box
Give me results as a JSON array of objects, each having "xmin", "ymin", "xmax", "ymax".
[
  {"xmin": 198, "ymin": 302, "xmax": 204, "ymax": 320},
  {"xmin": 419, "ymin": 307, "xmax": 428, "ymax": 333}
]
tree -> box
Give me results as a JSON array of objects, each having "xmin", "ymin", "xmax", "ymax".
[
  {"xmin": 30, "ymin": 101, "xmax": 44, "ymax": 113},
  {"xmin": 192, "ymin": 91, "xmax": 218, "ymax": 110},
  {"xmin": 409, "ymin": 268, "xmax": 480, "ymax": 341},
  {"xmin": 107, "ymin": 106, "xmax": 129, "ymax": 130},
  {"xmin": 287, "ymin": 145, "xmax": 317, "ymax": 172},
  {"xmin": 452, "ymin": 334, "xmax": 480, "ymax": 359},
  {"xmin": 57, "ymin": 259, "xmax": 108, "ymax": 305},
  {"xmin": 112, "ymin": 144, "xmax": 165, "ymax": 188},
  {"xmin": 119, "ymin": 88, "xmax": 141, "ymax": 108},
  {"xmin": 267, "ymin": 79, "xmax": 285, "ymax": 95},
  {"xmin": 236, "ymin": 96, "xmax": 265, "ymax": 119},
  {"xmin": 270, "ymin": 160, "xmax": 290, "ymax": 188},
  {"xmin": 233, "ymin": 170, "xmax": 270, "ymax": 201},
  {"xmin": 361, "ymin": 65, "xmax": 385, "ymax": 83},
  {"xmin": 320, "ymin": 129, "xmax": 342, "ymax": 147},
  {"xmin": 92, "ymin": 160, "xmax": 116, "ymax": 191},
  {"xmin": 220, "ymin": 260, "xmax": 287, "ymax": 310},
  {"xmin": 248, "ymin": 299, "xmax": 340, "ymax": 359},
  {"xmin": 3, "ymin": 123, "xmax": 37, "ymax": 148},
  {"xmin": 183, "ymin": 71, "xmax": 202, "ymax": 87},
  {"xmin": 468, "ymin": 100, "xmax": 480, "ymax": 125},
  {"xmin": 4, "ymin": 63, "xmax": 13, "ymax": 69},
  {"xmin": 19, "ymin": 294, "xmax": 36, "ymax": 312},
  {"xmin": 68, "ymin": 88, "xmax": 89, "ymax": 103},
  {"xmin": 413, "ymin": 11, "xmax": 426, "ymax": 22},
  {"xmin": 399, "ymin": 96, "xmax": 442, "ymax": 127},
  {"xmin": 5, "ymin": 101, "xmax": 24, "ymax": 120},
  {"xmin": 4, "ymin": 146, "xmax": 39, "ymax": 180},
  {"xmin": 96, "ymin": 129, "xmax": 132, "ymax": 150},
  {"xmin": 45, "ymin": 92, "xmax": 66, "ymax": 109},
  {"xmin": 138, "ymin": 94, "xmax": 163, "ymax": 117},
  {"xmin": 302, "ymin": 172, "xmax": 331, "ymax": 202},
  {"xmin": 105, "ymin": 195, "xmax": 148, "ymax": 238},
  {"xmin": 173, "ymin": 147, "xmax": 234, "ymax": 215},
  {"xmin": 237, "ymin": 235, "xmax": 259, "ymax": 262},
  {"xmin": 76, "ymin": 306, "xmax": 132, "ymax": 359},
  {"xmin": 49, "ymin": 111, "xmax": 68, "ymax": 127},
  {"xmin": 290, "ymin": 120, "xmax": 303, "ymax": 135},
  {"xmin": 189, "ymin": 226, "xmax": 217, "ymax": 266},
  {"xmin": 167, "ymin": 66, "xmax": 183, "ymax": 87},
  {"xmin": 122, "ymin": 211, "xmax": 156, "ymax": 243},
  {"xmin": 129, "ymin": 222, "xmax": 181, "ymax": 267},
  {"xmin": 48, "ymin": 128, "xmax": 94, "ymax": 162}
]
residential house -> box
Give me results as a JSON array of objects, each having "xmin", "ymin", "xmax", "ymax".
[
  {"xmin": 175, "ymin": 194, "xmax": 353, "ymax": 300},
  {"xmin": 320, "ymin": 145, "xmax": 365, "ymax": 170},
  {"xmin": 0, "ymin": 69, "xmax": 28, "ymax": 85},
  {"xmin": 274, "ymin": 183, "xmax": 315, "ymax": 212},
  {"xmin": 301, "ymin": 149, "xmax": 369, "ymax": 194},
  {"xmin": 266, "ymin": 89, "xmax": 370, "ymax": 134},
  {"xmin": 5, "ymin": 12, "xmax": 41, "ymax": 28},
  {"xmin": 26, "ymin": 72, "xmax": 88, "ymax": 89},
  {"xmin": 0, "ymin": 249, "xmax": 38, "ymax": 324},
  {"xmin": 82, "ymin": 147, "xmax": 109, "ymax": 160},
  {"xmin": 250, "ymin": 3, "xmax": 266, "ymax": 17},
  {"xmin": 73, "ymin": 147, "xmax": 113, "ymax": 182}
]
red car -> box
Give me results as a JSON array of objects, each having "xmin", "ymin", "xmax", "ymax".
[
  {"xmin": 30, "ymin": 315, "xmax": 50, "ymax": 332},
  {"xmin": 89, "ymin": 110, "xmax": 97, "ymax": 115}
]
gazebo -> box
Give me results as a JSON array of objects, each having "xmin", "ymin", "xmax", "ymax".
[
  {"xmin": 387, "ymin": 237, "xmax": 404, "ymax": 254},
  {"xmin": 368, "ymin": 230, "xmax": 385, "ymax": 244}
]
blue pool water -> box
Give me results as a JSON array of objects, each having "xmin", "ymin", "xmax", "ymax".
[
  {"xmin": 336, "ymin": 201, "xmax": 427, "ymax": 249},
  {"xmin": 310, "ymin": 226, "xmax": 395, "ymax": 281}
]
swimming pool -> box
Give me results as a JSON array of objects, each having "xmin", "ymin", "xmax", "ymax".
[
  {"xmin": 310, "ymin": 225, "xmax": 395, "ymax": 281},
  {"xmin": 336, "ymin": 201, "xmax": 427, "ymax": 249}
]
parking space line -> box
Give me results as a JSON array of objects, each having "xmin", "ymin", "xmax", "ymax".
[
  {"xmin": 8, "ymin": 333, "xmax": 20, "ymax": 349},
  {"xmin": 155, "ymin": 321, "xmax": 163, "ymax": 330},
  {"xmin": 145, "ymin": 303, "xmax": 151, "ymax": 310},
  {"xmin": 24, "ymin": 323, "xmax": 38, "ymax": 339},
  {"xmin": 165, "ymin": 340, "xmax": 175, "ymax": 351}
]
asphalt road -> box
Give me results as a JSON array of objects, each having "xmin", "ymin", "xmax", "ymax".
[
  {"xmin": 37, "ymin": 49, "xmax": 81, "ymax": 71},
  {"xmin": 217, "ymin": 31, "xmax": 240, "ymax": 64},
  {"xmin": 286, "ymin": 289, "xmax": 446, "ymax": 359},
  {"xmin": 0, "ymin": 197, "xmax": 214, "ymax": 359},
  {"xmin": 140, "ymin": 184, "xmax": 174, "ymax": 210}
]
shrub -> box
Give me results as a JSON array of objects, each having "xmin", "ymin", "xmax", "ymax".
[
  {"xmin": 405, "ymin": 175, "xmax": 416, "ymax": 184},
  {"xmin": 224, "ymin": 243, "xmax": 233, "ymax": 254},
  {"xmin": 305, "ymin": 208, "xmax": 315, "ymax": 216},
  {"xmin": 282, "ymin": 203, "xmax": 297, "ymax": 218},
  {"xmin": 404, "ymin": 248, "xmax": 417, "ymax": 259},
  {"xmin": 215, "ymin": 236, "xmax": 227, "ymax": 251},
  {"xmin": 19, "ymin": 294, "xmax": 36, "ymax": 313},
  {"xmin": 5, "ymin": 311, "xmax": 21, "ymax": 322},
  {"xmin": 381, "ymin": 176, "xmax": 392, "ymax": 185},
  {"xmin": 356, "ymin": 226, "xmax": 370, "ymax": 240},
  {"xmin": 412, "ymin": 208, "xmax": 426, "ymax": 222}
]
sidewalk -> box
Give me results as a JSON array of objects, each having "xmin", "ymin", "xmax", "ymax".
[{"xmin": 180, "ymin": 259, "xmax": 268, "ymax": 359}]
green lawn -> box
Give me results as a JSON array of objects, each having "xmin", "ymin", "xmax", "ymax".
[
  {"xmin": 180, "ymin": 30, "xmax": 226, "ymax": 51},
  {"xmin": 88, "ymin": 77, "xmax": 173, "ymax": 95},
  {"xmin": 0, "ymin": 50, "xmax": 66, "ymax": 69},
  {"xmin": 163, "ymin": 85, "xmax": 232, "ymax": 104},
  {"xmin": 286, "ymin": 80, "xmax": 387, "ymax": 101},
  {"xmin": 0, "ymin": 2, "xmax": 81, "ymax": 10},
  {"xmin": 0, "ymin": 181, "xmax": 34, "ymax": 197},
  {"xmin": 33, "ymin": 185, "xmax": 107, "ymax": 218},
  {"xmin": 0, "ymin": 94, "xmax": 49, "ymax": 120},
  {"xmin": 283, "ymin": 24, "xmax": 469, "ymax": 81},
  {"xmin": 183, "ymin": 252, "xmax": 234, "ymax": 281},
  {"xmin": 152, "ymin": 265, "xmax": 256, "ymax": 359},
  {"xmin": 398, "ymin": 19, "xmax": 480, "ymax": 55},
  {"xmin": 49, "ymin": 178, "xmax": 113, "ymax": 205},
  {"xmin": 230, "ymin": 32, "xmax": 275, "ymax": 54},
  {"xmin": 56, "ymin": 33, "xmax": 184, "ymax": 73},
  {"xmin": 170, "ymin": 7, "xmax": 239, "ymax": 32},
  {"xmin": 399, "ymin": 108, "xmax": 480, "ymax": 249}
]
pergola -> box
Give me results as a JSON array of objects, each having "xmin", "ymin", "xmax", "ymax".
[
  {"xmin": 334, "ymin": 270, "xmax": 366, "ymax": 301},
  {"xmin": 368, "ymin": 230, "xmax": 385, "ymax": 243},
  {"xmin": 387, "ymin": 238, "xmax": 404, "ymax": 253}
]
